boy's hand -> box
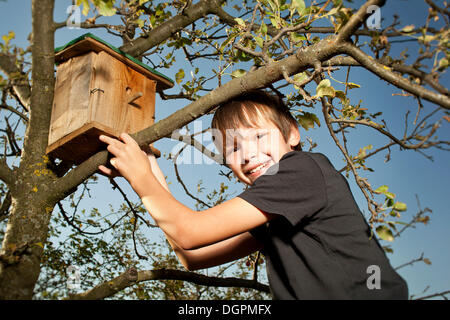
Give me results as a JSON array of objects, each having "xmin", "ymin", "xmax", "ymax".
[{"xmin": 99, "ymin": 133, "xmax": 155, "ymax": 197}]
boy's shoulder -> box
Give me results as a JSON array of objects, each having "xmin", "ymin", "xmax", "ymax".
[
  {"xmin": 279, "ymin": 150, "xmax": 334, "ymax": 172},
  {"xmin": 281, "ymin": 150, "xmax": 328, "ymax": 161}
]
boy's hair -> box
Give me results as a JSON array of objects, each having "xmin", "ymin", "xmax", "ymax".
[{"xmin": 211, "ymin": 89, "xmax": 302, "ymax": 151}]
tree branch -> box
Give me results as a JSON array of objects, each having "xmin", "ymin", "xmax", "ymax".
[
  {"xmin": 66, "ymin": 267, "xmax": 269, "ymax": 300},
  {"xmin": 339, "ymin": 42, "xmax": 450, "ymax": 109},
  {"xmin": 336, "ymin": 0, "xmax": 386, "ymax": 43},
  {"xmin": 0, "ymin": 53, "xmax": 31, "ymax": 111},
  {"xmin": 0, "ymin": 158, "xmax": 15, "ymax": 187},
  {"xmin": 329, "ymin": 118, "xmax": 440, "ymax": 150},
  {"xmin": 0, "ymin": 104, "xmax": 29, "ymax": 122},
  {"xmin": 414, "ymin": 290, "xmax": 450, "ymax": 300},
  {"xmin": 394, "ymin": 253, "xmax": 427, "ymax": 271},
  {"xmin": 52, "ymin": 35, "xmax": 342, "ymax": 199},
  {"xmin": 119, "ymin": 0, "xmax": 226, "ymax": 57},
  {"xmin": 0, "ymin": 191, "xmax": 11, "ymax": 222},
  {"xmin": 424, "ymin": 0, "xmax": 450, "ymax": 19},
  {"xmin": 323, "ymin": 55, "xmax": 450, "ymax": 96}
]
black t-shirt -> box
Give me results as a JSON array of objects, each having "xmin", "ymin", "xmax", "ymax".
[{"xmin": 238, "ymin": 151, "xmax": 408, "ymax": 300}]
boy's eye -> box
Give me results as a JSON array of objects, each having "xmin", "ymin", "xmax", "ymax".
[
  {"xmin": 225, "ymin": 145, "xmax": 239, "ymax": 156},
  {"xmin": 256, "ymin": 133, "xmax": 267, "ymax": 139}
]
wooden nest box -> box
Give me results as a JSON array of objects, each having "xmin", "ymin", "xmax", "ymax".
[{"xmin": 46, "ymin": 33, "xmax": 174, "ymax": 164}]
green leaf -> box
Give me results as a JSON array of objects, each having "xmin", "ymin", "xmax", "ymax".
[
  {"xmin": 383, "ymin": 246, "xmax": 394, "ymax": 253},
  {"xmin": 393, "ymin": 202, "xmax": 407, "ymax": 212},
  {"xmin": 376, "ymin": 225, "xmax": 395, "ymax": 242},
  {"xmin": 387, "ymin": 221, "xmax": 397, "ymax": 231},
  {"xmin": 293, "ymin": 72, "xmax": 308, "ymax": 89},
  {"xmin": 374, "ymin": 185, "xmax": 388, "ymax": 194},
  {"xmin": 334, "ymin": 91, "xmax": 349, "ymax": 105},
  {"xmin": 76, "ymin": 0, "xmax": 90, "ymax": 16},
  {"xmin": 389, "ymin": 210, "xmax": 400, "ymax": 218},
  {"xmin": 260, "ymin": 22, "xmax": 268, "ymax": 36},
  {"xmin": 385, "ymin": 192, "xmax": 396, "ymax": 200},
  {"xmin": 291, "ymin": 0, "xmax": 306, "ymax": 16},
  {"xmin": 95, "ymin": 0, "xmax": 116, "ymax": 16},
  {"xmin": 255, "ymin": 36, "xmax": 264, "ymax": 48},
  {"xmin": 231, "ymin": 69, "xmax": 247, "ymax": 78},
  {"xmin": 266, "ymin": 0, "xmax": 277, "ymax": 12},
  {"xmin": 347, "ymin": 82, "xmax": 360, "ymax": 89},
  {"xmin": 316, "ymin": 79, "xmax": 335, "ymax": 98},
  {"xmin": 296, "ymin": 112, "xmax": 321, "ymax": 131},
  {"xmin": 235, "ymin": 50, "xmax": 252, "ymax": 62},
  {"xmin": 420, "ymin": 34, "xmax": 436, "ymax": 43},
  {"xmin": 290, "ymin": 32, "xmax": 306, "ymax": 43},
  {"xmin": 234, "ymin": 17, "xmax": 246, "ymax": 27},
  {"xmin": 175, "ymin": 69, "xmax": 185, "ymax": 84},
  {"xmin": 150, "ymin": 15, "xmax": 156, "ymax": 27},
  {"xmin": 438, "ymin": 57, "xmax": 449, "ymax": 69},
  {"xmin": 1, "ymin": 31, "xmax": 15, "ymax": 46},
  {"xmin": 386, "ymin": 198, "xmax": 394, "ymax": 208},
  {"xmin": 135, "ymin": 19, "xmax": 145, "ymax": 28},
  {"xmin": 270, "ymin": 17, "xmax": 280, "ymax": 29},
  {"xmin": 401, "ymin": 25, "xmax": 415, "ymax": 33}
]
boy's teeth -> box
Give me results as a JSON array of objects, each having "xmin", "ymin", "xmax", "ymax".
[{"xmin": 249, "ymin": 163, "xmax": 266, "ymax": 174}]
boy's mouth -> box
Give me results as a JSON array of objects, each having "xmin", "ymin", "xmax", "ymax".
[{"xmin": 245, "ymin": 160, "xmax": 272, "ymax": 177}]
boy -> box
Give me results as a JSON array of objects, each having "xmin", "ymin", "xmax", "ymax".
[{"xmin": 98, "ymin": 90, "xmax": 408, "ymax": 300}]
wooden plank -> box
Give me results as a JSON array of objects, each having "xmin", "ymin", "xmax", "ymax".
[
  {"xmin": 127, "ymin": 78, "xmax": 156, "ymax": 134},
  {"xmin": 46, "ymin": 122, "xmax": 116, "ymax": 164},
  {"xmin": 46, "ymin": 121, "xmax": 161, "ymax": 164},
  {"xmin": 48, "ymin": 52, "xmax": 93, "ymax": 145},
  {"xmin": 54, "ymin": 37, "xmax": 173, "ymax": 92},
  {"xmin": 89, "ymin": 51, "xmax": 156, "ymax": 136}
]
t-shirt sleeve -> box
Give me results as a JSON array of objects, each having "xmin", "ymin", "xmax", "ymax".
[{"xmin": 238, "ymin": 152, "xmax": 327, "ymax": 227}]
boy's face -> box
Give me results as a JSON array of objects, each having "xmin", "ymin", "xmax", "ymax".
[{"xmin": 222, "ymin": 117, "xmax": 299, "ymax": 185}]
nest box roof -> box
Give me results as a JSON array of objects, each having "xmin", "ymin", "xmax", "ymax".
[{"xmin": 54, "ymin": 33, "xmax": 174, "ymax": 91}]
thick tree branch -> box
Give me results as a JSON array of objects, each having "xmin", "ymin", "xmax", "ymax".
[
  {"xmin": 336, "ymin": 0, "xmax": 386, "ymax": 43},
  {"xmin": 324, "ymin": 55, "xmax": 449, "ymax": 96},
  {"xmin": 67, "ymin": 267, "xmax": 269, "ymax": 300},
  {"xmin": 0, "ymin": 159, "xmax": 15, "ymax": 187},
  {"xmin": 52, "ymin": 36, "xmax": 342, "ymax": 198},
  {"xmin": 119, "ymin": 0, "xmax": 226, "ymax": 57},
  {"xmin": 339, "ymin": 42, "xmax": 450, "ymax": 109}
]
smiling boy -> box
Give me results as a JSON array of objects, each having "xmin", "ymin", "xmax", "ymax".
[{"xmin": 99, "ymin": 90, "xmax": 408, "ymax": 300}]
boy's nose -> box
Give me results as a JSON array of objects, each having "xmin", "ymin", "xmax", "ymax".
[{"xmin": 242, "ymin": 140, "xmax": 258, "ymax": 164}]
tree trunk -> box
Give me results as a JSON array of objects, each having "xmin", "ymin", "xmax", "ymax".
[
  {"xmin": 0, "ymin": 195, "xmax": 55, "ymax": 299},
  {"xmin": 0, "ymin": 0, "xmax": 55, "ymax": 299}
]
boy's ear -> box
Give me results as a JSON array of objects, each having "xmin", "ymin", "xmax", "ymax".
[{"xmin": 288, "ymin": 125, "xmax": 301, "ymax": 149}]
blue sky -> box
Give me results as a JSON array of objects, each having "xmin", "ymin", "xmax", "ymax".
[{"xmin": 0, "ymin": 0, "xmax": 449, "ymax": 299}]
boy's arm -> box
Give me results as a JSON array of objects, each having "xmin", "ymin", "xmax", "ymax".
[
  {"xmin": 99, "ymin": 133, "xmax": 274, "ymax": 251},
  {"xmin": 172, "ymin": 231, "xmax": 263, "ymax": 271},
  {"xmin": 147, "ymin": 151, "xmax": 264, "ymax": 271}
]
